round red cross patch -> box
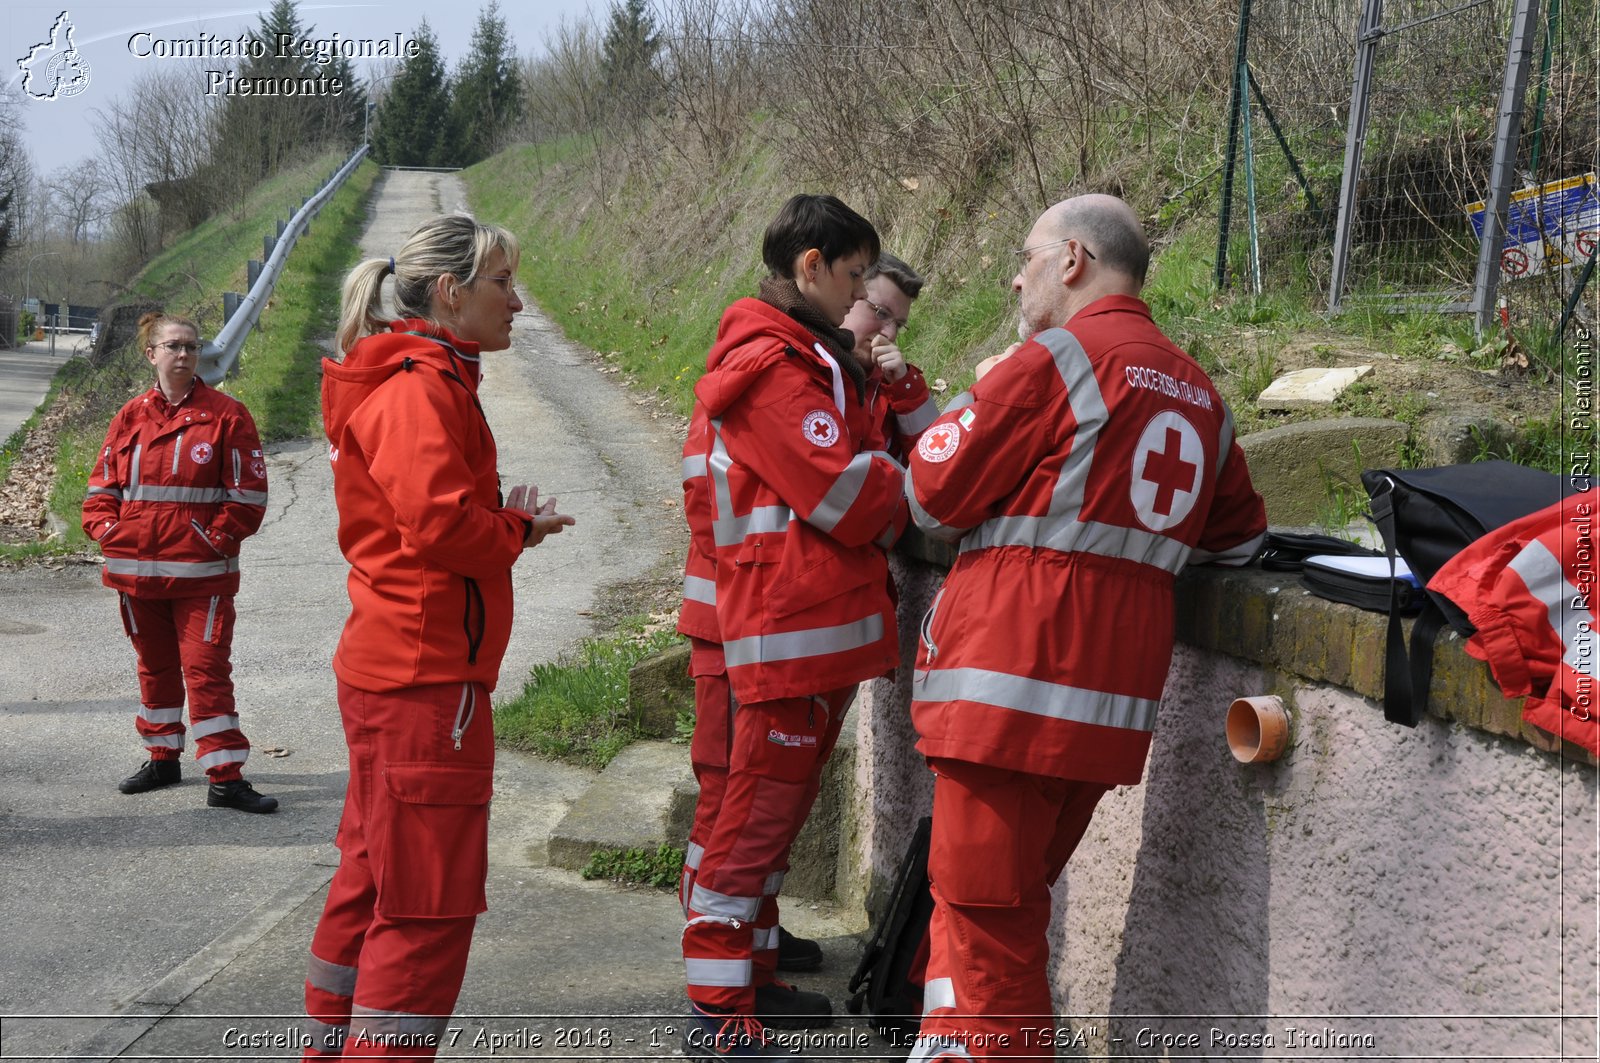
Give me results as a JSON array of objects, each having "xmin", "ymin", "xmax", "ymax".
[
  {"xmin": 918, "ymin": 423, "xmax": 961, "ymax": 463},
  {"xmin": 803, "ymin": 409, "xmax": 841, "ymax": 447},
  {"xmin": 189, "ymin": 442, "xmax": 214, "ymax": 465}
]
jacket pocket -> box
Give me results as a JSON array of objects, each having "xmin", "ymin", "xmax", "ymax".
[
  {"xmin": 376, "ymin": 762, "xmax": 493, "ymax": 918},
  {"xmin": 764, "ymin": 529, "xmax": 881, "ymax": 619},
  {"xmin": 189, "ymin": 519, "xmax": 232, "ymax": 558}
]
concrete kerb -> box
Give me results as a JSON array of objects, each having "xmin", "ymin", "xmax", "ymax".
[{"xmin": 65, "ymin": 863, "xmax": 336, "ymax": 1063}]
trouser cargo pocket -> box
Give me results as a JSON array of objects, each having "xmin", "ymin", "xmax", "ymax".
[{"xmin": 377, "ymin": 761, "xmax": 493, "ymax": 919}]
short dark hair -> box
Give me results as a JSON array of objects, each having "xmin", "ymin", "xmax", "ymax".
[
  {"xmin": 867, "ymin": 252, "xmax": 925, "ymax": 299},
  {"xmin": 761, "ymin": 194, "xmax": 880, "ymax": 279}
]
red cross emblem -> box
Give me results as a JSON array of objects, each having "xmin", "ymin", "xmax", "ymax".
[
  {"xmin": 802, "ymin": 409, "xmax": 840, "ymax": 447},
  {"xmin": 1130, "ymin": 412, "xmax": 1203, "ymax": 531},
  {"xmin": 918, "ymin": 424, "xmax": 961, "ymax": 464}
]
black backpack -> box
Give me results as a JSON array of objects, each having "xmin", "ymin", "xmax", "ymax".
[
  {"xmin": 1360, "ymin": 461, "xmax": 1569, "ymax": 726},
  {"xmin": 846, "ymin": 816, "xmax": 934, "ymax": 1046}
]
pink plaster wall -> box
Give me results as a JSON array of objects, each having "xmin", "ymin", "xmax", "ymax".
[{"xmin": 856, "ymin": 554, "xmax": 1598, "ymax": 1058}]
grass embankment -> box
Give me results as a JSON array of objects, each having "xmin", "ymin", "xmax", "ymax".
[
  {"xmin": 461, "ymin": 137, "xmax": 1570, "ymax": 477},
  {"xmin": 9, "ymin": 152, "xmax": 379, "ymax": 558}
]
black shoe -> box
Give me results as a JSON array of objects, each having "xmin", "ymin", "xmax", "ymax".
[
  {"xmin": 754, "ymin": 980, "xmax": 832, "ymax": 1030},
  {"xmin": 775, "ymin": 926, "xmax": 823, "ymax": 972},
  {"xmin": 207, "ymin": 778, "xmax": 278, "ymax": 814},
  {"xmin": 118, "ymin": 759, "xmax": 181, "ymax": 794}
]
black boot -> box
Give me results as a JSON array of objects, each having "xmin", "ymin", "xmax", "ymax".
[
  {"xmin": 118, "ymin": 759, "xmax": 181, "ymax": 794},
  {"xmin": 776, "ymin": 926, "xmax": 823, "ymax": 972},
  {"xmin": 207, "ymin": 778, "xmax": 278, "ymax": 814},
  {"xmin": 754, "ymin": 980, "xmax": 833, "ymax": 1030}
]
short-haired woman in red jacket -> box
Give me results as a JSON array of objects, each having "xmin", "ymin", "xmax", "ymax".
[
  {"xmin": 299, "ymin": 213, "xmax": 573, "ymax": 1060},
  {"xmin": 83, "ymin": 310, "xmax": 276, "ymax": 814}
]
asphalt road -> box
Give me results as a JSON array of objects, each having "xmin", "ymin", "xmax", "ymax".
[
  {"xmin": 0, "ymin": 170, "xmax": 689, "ymax": 1059},
  {"xmin": 0, "ymin": 335, "xmax": 88, "ymax": 444}
]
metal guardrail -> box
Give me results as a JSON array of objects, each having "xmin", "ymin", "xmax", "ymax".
[{"xmin": 198, "ymin": 144, "xmax": 369, "ymax": 384}]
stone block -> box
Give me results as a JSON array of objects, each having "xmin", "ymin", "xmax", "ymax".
[
  {"xmin": 1256, "ymin": 366, "xmax": 1374, "ymax": 410},
  {"xmin": 547, "ymin": 740, "xmax": 695, "ymax": 872},
  {"xmin": 628, "ymin": 641, "xmax": 693, "ymax": 738},
  {"xmin": 1416, "ymin": 407, "xmax": 1517, "ymax": 466},
  {"xmin": 1237, "ymin": 418, "xmax": 1408, "ymax": 525}
]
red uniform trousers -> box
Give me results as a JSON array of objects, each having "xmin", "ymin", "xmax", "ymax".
[
  {"xmin": 909, "ymin": 757, "xmax": 1109, "ymax": 1062},
  {"xmin": 682, "ymin": 681, "xmax": 854, "ymax": 1012},
  {"xmin": 302, "ymin": 680, "xmax": 494, "ymax": 1060},
  {"xmin": 118, "ymin": 592, "xmax": 249, "ymax": 782}
]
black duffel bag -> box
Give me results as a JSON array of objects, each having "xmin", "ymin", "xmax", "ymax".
[{"xmin": 1361, "ymin": 461, "xmax": 1569, "ymax": 727}]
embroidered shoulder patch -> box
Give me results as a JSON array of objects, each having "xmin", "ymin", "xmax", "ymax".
[
  {"xmin": 918, "ymin": 423, "xmax": 962, "ymax": 463},
  {"xmin": 803, "ymin": 409, "xmax": 841, "ymax": 447},
  {"xmin": 189, "ymin": 442, "xmax": 214, "ymax": 465}
]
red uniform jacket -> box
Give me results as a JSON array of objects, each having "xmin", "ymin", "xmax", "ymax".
[
  {"xmin": 868, "ymin": 363, "xmax": 940, "ymax": 464},
  {"xmin": 907, "ymin": 295, "xmax": 1266, "ymax": 784},
  {"xmin": 1430, "ymin": 489, "xmax": 1598, "ymax": 754},
  {"xmin": 83, "ymin": 379, "xmax": 268, "ymax": 598},
  {"xmin": 688, "ymin": 297, "xmax": 908, "ymax": 703},
  {"xmin": 321, "ymin": 321, "xmax": 531, "ymax": 693}
]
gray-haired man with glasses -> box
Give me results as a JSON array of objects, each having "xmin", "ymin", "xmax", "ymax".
[{"xmin": 902, "ymin": 194, "xmax": 1266, "ymax": 1061}]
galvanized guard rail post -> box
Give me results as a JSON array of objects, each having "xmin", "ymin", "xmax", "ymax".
[{"xmin": 198, "ymin": 144, "xmax": 368, "ymax": 384}]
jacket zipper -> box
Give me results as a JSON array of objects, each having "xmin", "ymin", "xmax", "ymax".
[
  {"xmin": 920, "ymin": 587, "xmax": 946, "ymax": 664},
  {"xmin": 171, "ymin": 432, "xmax": 184, "ymax": 475},
  {"xmin": 452, "ymin": 683, "xmax": 476, "ymax": 750}
]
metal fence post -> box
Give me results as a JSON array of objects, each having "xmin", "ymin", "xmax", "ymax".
[
  {"xmin": 1328, "ymin": 0, "xmax": 1385, "ymax": 314},
  {"xmin": 1471, "ymin": 0, "xmax": 1544, "ymax": 337}
]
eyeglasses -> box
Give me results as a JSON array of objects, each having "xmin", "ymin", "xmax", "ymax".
[
  {"xmin": 152, "ymin": 341, "xmax": 200, "ymax": 354},
  {"xmin": 1013, "ymin": 238, "xmax": 1097, "ymax": 265},
  {"xmin": 476, "ymin": 274, "xmax": 516, "ymax": 292},
  {"xmin": 864, "ymin": 299, "xmax": 906, "ymax": 330}
]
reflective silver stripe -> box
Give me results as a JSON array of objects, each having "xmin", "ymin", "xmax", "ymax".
[
  {"xmin": 909, "ymin": 1034, "xmax": 975, "ymax": 1062},
  {"xmin": 306, "ymin": 953, "xmax": 358, "ymax": 997},
  {"xmin": 685, "ymin": 842, "xmax": 705, "ymax": 870},
  {"xmin": 943, "ymin": 391, "xmax": 975, "ymax": 412},
  {"xmin": 125, "ymin": 484, "xmax": 228, "ymax": 504},
  {"xmin": 198, "ymin": 747, "xmax": 249, "ymax": 770},
  {"xmin": 303, "ymin": 1016, "xmax": 347, "ymax": 1053},
  {"xmin": 203, "ymin": 595, "xmax": 219, "ymax": 642},
  {"xmin": 1215, "ymin": 401, "xmax": 1237, "ymax": 477},
  {"xmin": 709, "ymin": 420, "xmax": 736, "ymax": 524},
  {"xmin": 104, "ymin": 557, "xmax": 241, "ymax": 578},
  {"xmin": 808, "ymin": 451, "xmax": 878, "ymax": 533},
  {"xmin": 225, "ymin": 489, "xmax": 268, "ymax": 505},
  {"xmin": 960, "ymin": 515, "xmax": 1192, "ymax": 571},
  {"xmin": 897, "ymin": 395, "xmax": 941, "ymax": 437},
  {"xmin": 923, "ymin": 976, "xmax": 957, "ymax": 1013},
  {"xmin": 914, "ymin": 666, "xmax": 1159, "ymax": 731},
  {"xmin": 874, "ymin": 521, "xmax": 898, "ymax": 549},
  {"xmin": 723, "ymin": 614, "xmax": 885, "ymax": 668},
  {"xmin": 1510, "ymin": 538, "xmax": 1591, "ymax": 672},
  {"xmin": 712, "ymin": 505, "xmax": 794, "ymax": 549},
  {"xmin": 683, "ymin": 575, "xmax": 717, "ymax": 606},
  {"xmin": 762, "ymin": 870, "xmax": 784, "ymax": 895},
  {"xmin": 348, "ymin": 1006, "xmax": 449, "ymax": 1040},
  {"xmin": 131, "ymin": 445, "xmax": 143, "ymax": 491},
  {"xmin": 685, "ymin": 957, "xmax": 752, "ymax": 988},
  {"xmin": 144, "ymin": 735, "xmax": 184, "ymax": 750},
  {"xmin": 682, "ymin": 453, "xmax": 708, "ymax": 479},
  {"xmin": 689, "ymin": 883, "xmax": 761, "ymax": 922},
  {"xmin": 137, "ymin": 706, "xmax": 184, "ymax": 725},
  {"xmin": 87, "ymin": 486, "xmax": 123, "ymax": 499},
  {"xmin": 1190, "ymin": 529, "xmax": 1267, "ymax": 567},
  {"xmin": 122, "ymin": 594, "xmax": 139, "ymax": 634},
  {"xmin": 907, "ymin": 462, "xmax": 967, "ymax": 543},
  {"xmin": 171, "ymin": 433, "xmax": 183, "ymax": 475},
  {"xmin": 191, "ymin": 714, "xmax": 241, "ymax": 739},
  {"xmin": 1035, "ymin": 327, "xmax": 1108, "ymax": 527},
  {"xmin": 752, "ymin": 925, "xmax": 779, "ymax": 951}
]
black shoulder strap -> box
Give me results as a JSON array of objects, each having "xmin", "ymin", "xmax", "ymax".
[{"xmin": 1372, "ymin": 485, "xmax": 1440, "ymax": 727}]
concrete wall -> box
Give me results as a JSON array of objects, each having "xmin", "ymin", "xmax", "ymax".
[{"xmin": 854, "ymin": 552, "xmax": 1597, "ymax": 1058}]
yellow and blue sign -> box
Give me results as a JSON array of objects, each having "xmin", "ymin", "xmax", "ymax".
[{"xmin": 1466, "ymin": 173, "xmax": 1600, "ymax": 280}]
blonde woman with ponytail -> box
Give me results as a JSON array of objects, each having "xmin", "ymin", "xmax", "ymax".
[{"xmin": 300, "ymin": 213, "xmax": 574, "ymax": 1060}]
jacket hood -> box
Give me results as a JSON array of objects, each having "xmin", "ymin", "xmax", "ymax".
[
  {"xmin": 694, "ymin": 298, "xmax": 830, "ymax": 418},
  {"xmin": 323, "ymin": 321, "xmax": 481, "ymax": 440}
]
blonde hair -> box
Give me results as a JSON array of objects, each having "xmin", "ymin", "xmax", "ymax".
[
  {"xmin": 336, "ymin": 213, "xmax": 520, "ymax": 355},
  {"xmin": 136, "ymin": 310, "xmax": 199, "ymax": 350}
]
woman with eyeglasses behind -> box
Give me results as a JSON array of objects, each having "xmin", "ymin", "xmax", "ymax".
[
  {"xmin": 83, "ymin": 310, "xmax": 278, "ymax": 814},
  {"xmin": 297, "ymin": 212, "xmax": 573, "ymax": 1061}
]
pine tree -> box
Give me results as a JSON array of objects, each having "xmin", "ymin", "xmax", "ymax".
[
  {"xmin": 447, "ymin": 2, "xmax": 525, "ymax": 166},
  {"xmin": 218, "ymin": 0, "xmax": 325, "ymax": 179},
  {"xmin": 371, "ymin": 21, "xmax": 453, "ymax": 167},
  {"xmin": 600, "ymin": 0, "xmax": 660, "ymax": 104}
]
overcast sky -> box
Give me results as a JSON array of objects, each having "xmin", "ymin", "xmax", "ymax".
[{"xmin": 6, "ymin": 0, "xmax": 602, "ymax": 177}]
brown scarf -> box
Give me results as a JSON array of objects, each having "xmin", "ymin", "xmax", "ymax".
[{"xmin": 757, "ymin": 275, "xmax": 866, "ymax": 401}]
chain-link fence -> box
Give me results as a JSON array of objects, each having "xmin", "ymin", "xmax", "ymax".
[{"xmin": 1219, "ymin": 0, "xmax": 1596, "ymax": 337}]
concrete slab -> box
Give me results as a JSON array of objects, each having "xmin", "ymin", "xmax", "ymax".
[
  {"xmin": 1256, "ymin": 365, "xmax": 1374, "ymax": 410},
  {"xmin": 548, "ymin": 741, "xmax": 697, "ymax": 872}
]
